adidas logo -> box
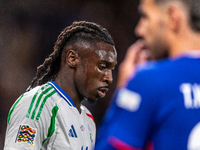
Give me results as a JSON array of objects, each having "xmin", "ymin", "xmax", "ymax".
[{"xmin": 68, "ymin": 125, "xmax": 77, "ymax": 138}]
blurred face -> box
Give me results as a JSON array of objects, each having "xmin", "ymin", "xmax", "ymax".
[
  {"xmin": 135, "ymin": 0, "xmax": 169, "ymax": 60},
  {"xmin": 74, "ymin": 42, "xmax": 117, "ymax": 104}
]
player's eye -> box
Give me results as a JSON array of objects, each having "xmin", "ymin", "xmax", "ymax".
[{"xmin": 99, "ymin": 64, "xmax": 107, "ymax": 70}]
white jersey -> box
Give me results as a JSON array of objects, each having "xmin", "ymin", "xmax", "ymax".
[{"xmin": 4, "ymin": 81, "xmax": 96, "ymax": 150}]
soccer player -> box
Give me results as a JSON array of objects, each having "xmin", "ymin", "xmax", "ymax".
[
  {"xmin": 95, "ymin": 0, "xmax": 200, "ymax": 149},
  {"xmin": 4, "ymin": 21, "xmax": 117, "ymax": 150}
]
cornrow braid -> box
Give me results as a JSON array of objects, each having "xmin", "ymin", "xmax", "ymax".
[{"xmin": 27, "ymin": 21, "xmax": 115, "ymax": 91}]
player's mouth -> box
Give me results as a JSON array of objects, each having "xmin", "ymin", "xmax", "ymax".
[{"xmin": 97, "ymin": 87, "xmax": 109, "ymax": 98}]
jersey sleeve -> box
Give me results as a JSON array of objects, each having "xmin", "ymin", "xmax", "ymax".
[
  {"xmin": 4, "ymin": 88, "xmax": 55, "ymax": 150},
  {"xmin": 95, "ymin": 70, "xmax": 159, "ymax": 150}
]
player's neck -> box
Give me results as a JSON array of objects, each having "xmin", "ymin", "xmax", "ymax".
[
  {"xmin": 54, "ymin": 74, "xmax": 83, "ymax": 114},
  {"xmin": 169, "ymin": 31, "xmax": 200, "ymax": 57}
]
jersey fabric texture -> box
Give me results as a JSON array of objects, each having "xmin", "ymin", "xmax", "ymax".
[
  {"xmin": 4, "ymin": 81, "xmax": 96, "ymax": 150},
  {"xmin": 95, "ymin": 55, "xmax": 200, "ymax": 150}
]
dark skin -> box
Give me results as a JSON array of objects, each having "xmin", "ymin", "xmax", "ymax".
[{"xmin": 54, "ymin": 42, "xmax": 117, "ymax": 113}]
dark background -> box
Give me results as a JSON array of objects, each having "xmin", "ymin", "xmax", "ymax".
[{"xmin": 0, "ymin": 0, "xmax": 140, "ymax": 148}]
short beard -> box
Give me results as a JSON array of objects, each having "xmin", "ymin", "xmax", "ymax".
[
  {"xmin": 149, "ymin": 47, "xmax": 169, "ymax": 60},
  {"xmin": 149, "ymin": 37, "xmax": 169, "ymax": 60}
]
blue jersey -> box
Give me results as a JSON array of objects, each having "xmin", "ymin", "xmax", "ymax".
[{"xmin": 95, "ymin": 55, "xmax": 200, "ymax": 150}]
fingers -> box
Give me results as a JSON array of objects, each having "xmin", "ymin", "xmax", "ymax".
[
  {"xmin": 124, "ymin": 40, "xmax": 145, "ymax": 64},
  {"xmin": 136, "ymin": 49, "xmax": 149, "ymax": 64}
]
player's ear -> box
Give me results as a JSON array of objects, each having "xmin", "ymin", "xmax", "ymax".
[
  {"xmin": 167, "ymin": 5, "xmax": 182, "ymax": 32},
  {"xmin": 66, "ymin": 50, "xmax": 79, "ymax": 68}
]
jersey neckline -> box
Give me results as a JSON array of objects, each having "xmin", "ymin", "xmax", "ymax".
[
  {"xmin": 47, "ymin": 80, "xmax": 76, "ymax": 107},
  {"xmin": 171, "ymin": 50, "xmax": 200, "ymax": 61}
]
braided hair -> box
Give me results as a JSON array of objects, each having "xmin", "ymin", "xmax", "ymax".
[{"xmin": 27, "ymin": 21, "xmax": 115, "ymax": 91}]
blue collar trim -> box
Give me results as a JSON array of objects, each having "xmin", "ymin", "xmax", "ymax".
[{"xmin": 47, "ymin": 81, "xmax": 76, "ymax": 107}]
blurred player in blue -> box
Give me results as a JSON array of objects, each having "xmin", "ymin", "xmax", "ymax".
[{"xmin": 95, "ymin": 0, "xmax": 200, "ymax": 149}]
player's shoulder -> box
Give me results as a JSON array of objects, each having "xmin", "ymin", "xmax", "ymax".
[
  {"xmin": 22, "ymin": 83, "xmax": 55, "ymax": 104},
  {"xmin": 7, "ymin": 84, "xmax": 56, "ymax": 124},
  {"xmin": 11, "ymin": 83, "xmax": 58, "ymax": 117},
  {"xmin": 131, "ymin": 58, "xmax": 169, "ymax": 80},
  {"xmin": 14, "ymin": 85, "xmax": 43, "ymax": 107},
  {"xmin": 127, "ymin": 58, "xmax": 172, "ymax": 92},
  {"xmin": 136, "ymin": 56, "xmax": 195, "ymax": 75},
  {"xmin": 135, "ymin": 58, "xmax": 170, "ymax": 75}
]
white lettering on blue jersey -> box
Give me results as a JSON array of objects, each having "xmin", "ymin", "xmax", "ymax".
[
  {"xmin": 180, "ymin": 83, "xmax": 200, "ymax": 109},
  {"xmin": 188, "ymin": 122, "xmax": 200, "ymax": 149}
]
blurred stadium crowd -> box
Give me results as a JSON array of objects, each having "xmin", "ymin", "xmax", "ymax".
[{"xmin": 0, "ymin": 0, "xmax": 139, "ymax": 148}]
